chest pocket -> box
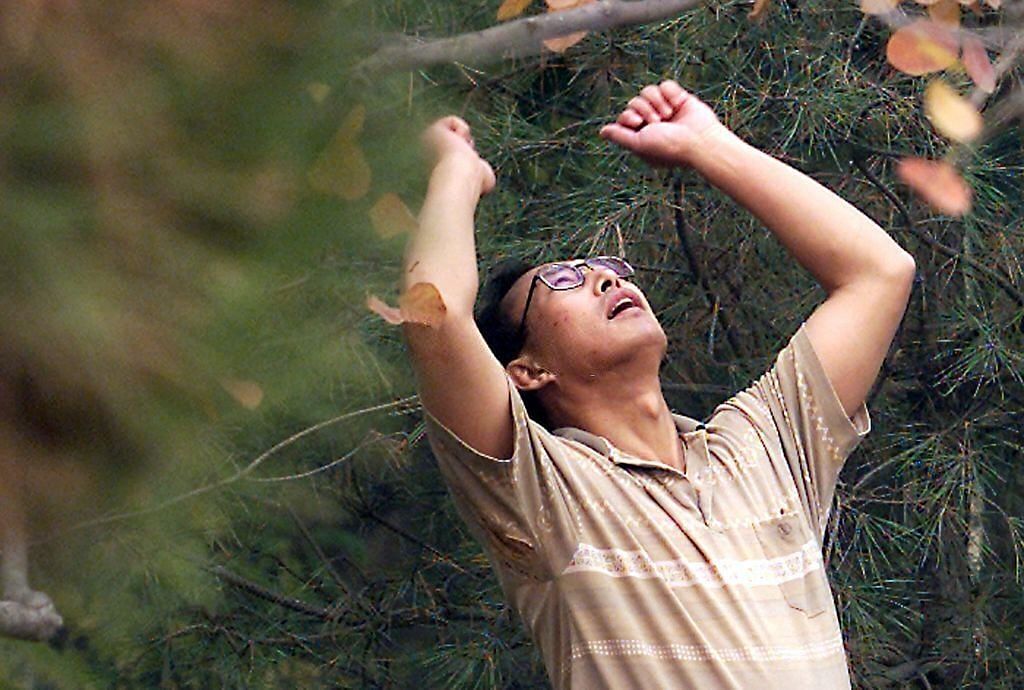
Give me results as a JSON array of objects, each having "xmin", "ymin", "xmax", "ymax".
[{"xmin": 754, "ymin": 513, "xmax": 829, "ymax": 618}]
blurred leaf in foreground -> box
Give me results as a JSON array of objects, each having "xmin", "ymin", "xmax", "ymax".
[
  {"xmin": 896, "ymin": 157, "xmax": 973, "ymax": 216},
  {"xmin": 367, "ymin": 282, "xmax": 447, "ymax": 327},
  {"xmin": 220, "ymin": 378, "xmax": 265, "ymax": 410},
  {"xmin": 886, "ymin": 20, "xmax": 958, "ymax": 75},
  {"xmin": 924, "ymin": 79, "xmax": 982, "ymax": 142},
  {"xmin": 542, "ymin": 0, "xmax": 594, "ymax": 52},
  {"xmin": 927, "ymin": 0, "xmax": 961, "ymax": 28},
  {"xmin": 370, "ymin": 193, "xmax": 418, "ymax": 239},
  {"xmin": 962, "ymin": 35, "xmax": 996, "ymax": 93},
  {"xmin": 860, "ymin": 0, "xmax": 899, "ymax": 14},
  {"xmin": 308, "ymin": 105, "xmax": 371, "ymax": 199},
  {"xmin": 497, "ymin": 0, "xmax": 533, "ymax": 20}
]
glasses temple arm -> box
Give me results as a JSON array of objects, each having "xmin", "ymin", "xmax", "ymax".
[{"xmin": 517, "ymin": 275, "xmax": 541, "ymax": 338}]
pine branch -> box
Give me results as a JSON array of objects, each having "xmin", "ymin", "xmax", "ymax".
[
  {"xmin": 851, "ymin": 153, "xmax": 1024, "ymax": 308},
  {"xmin": 670, "ymin": 174, "xmax": 746, "ymax": 359},
  {"xmin": 288, "ymin": 506, "xmax": 354, "ymax": 595},
  {"xmin": 209, "ymin": 565, "xmax": 336, "ymax": 620},
  {"xmin": 362, "ymin": 509, "xmax": 474, "ymax": 576},
  {"xmin": 354, "ymin": 0, "xmax": 704, "ymax": 75}
]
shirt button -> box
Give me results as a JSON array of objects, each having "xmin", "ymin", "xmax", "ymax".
[{"xmin": 778, "ymin": 522, "xmax": 792, "ymax": 536}]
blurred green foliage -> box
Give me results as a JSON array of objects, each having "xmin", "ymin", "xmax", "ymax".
[{"xmin": 0, "ymin": 0, "xmax": 1022, "ymax": 688}]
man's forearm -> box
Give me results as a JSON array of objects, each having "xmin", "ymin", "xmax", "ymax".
[
  {"xmin": 403, "ymin": 157, "xmax": 485, "ymax": 318},
  {"xmin": 601, "ymin": 81, "xmax": 914, "ymax": 415},
  {"xmin": 687, "ymin": 127, "xmax": 914, "ymax": 292}
]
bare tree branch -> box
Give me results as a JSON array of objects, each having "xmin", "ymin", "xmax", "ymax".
[
  {"xmin": 669, "ymin": 174, "xmax": 747, "ymax": 359},
  {"xmin": 355, "ymin": 0, "xmax": 704, "ymax": 75},
  {"xmin": 209, "ymin": 565, "xmax": 336, "ymax": 620}
]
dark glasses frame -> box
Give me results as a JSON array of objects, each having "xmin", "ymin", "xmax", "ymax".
[{"xmin": 516, "ymin": 256, "xmax": 635, "ymax": 339}]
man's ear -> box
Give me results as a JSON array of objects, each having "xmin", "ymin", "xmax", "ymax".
[{"xmin": 507, "ymin": 355, "xmax": 556, "ymax": 392}]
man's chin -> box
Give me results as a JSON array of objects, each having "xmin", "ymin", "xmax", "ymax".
[
  {"xmin": 617, "ymin": 317, "xmax": 667, "ymax": 347},
  {"xmin": 598, "ymin": 329, "xmax": 668, "ymax": 368}
]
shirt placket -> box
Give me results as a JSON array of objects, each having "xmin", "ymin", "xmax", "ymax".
[
  {"xmin": 612, "ymin": 425, "xmax": 717, "ymax": 529},
  {"xmin": 683, "ymin": 426, "xmax": 716, "ymax": 528}
]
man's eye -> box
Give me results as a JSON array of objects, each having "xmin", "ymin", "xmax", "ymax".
[{"xmin": 549, "ymin": 272, "xmax": 579, "ymax": 288}]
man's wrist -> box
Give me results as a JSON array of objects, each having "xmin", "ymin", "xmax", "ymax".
[
  {"xmin": 430, "ymin": 153, "xmax": 487, "ymax": 199},
  {"xmin": 678, "ymin": 124, "xmax": 744, "ymax": 169}
]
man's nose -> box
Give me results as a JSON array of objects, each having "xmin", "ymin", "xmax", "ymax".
[{"xmin": 591, "ymin": 266, "xmax": 620, "ymax": 294}]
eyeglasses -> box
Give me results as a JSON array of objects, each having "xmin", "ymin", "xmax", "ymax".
[{"xmin": 517, "ymin": 256, "xmax": 635, "ymax": 338}]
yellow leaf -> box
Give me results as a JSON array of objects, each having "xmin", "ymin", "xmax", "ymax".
[
  {"xmin": 340, "ymin": 104, "xmax": 366, "ymax": 141},
  {"xmin": 307, "ymin": 140, "xmax": 371, "ymax": 200},
  {"xmin": 366, "ymin": 283, "xmax": 447, "ymax": 327},
  {"xmin": 962, "ymin": 35, "xmax": 995, "ymax": 93},
  {"xmin": 542, "ymin": 0, "xmax": 593, "ymax": 52},
  {"xmin": 859, "ymin": 0, "xmax": 899, "ymax": 14},
  {"xmin": 924, "ymin": 80, "xmax": 983, "ymax": 143},
  {"xmin": 307, "ymin": 82, "xmax": 331, "ymax": 104},
  {"xmin": 221, "ymin": 379, "xmax": 264, "ymax": 410},
  {"xmin": 399, "ymin": 283, "xmax": 447, "ymax": 327},
  {"xmin": 886, "ymin": 20, "xmax": 958, "ymax": 76},
  {"xmin": 366, "ymin": 294, "xmax": 404, "ymax": 325},
  {"xmin": 927, "ymin": 0, "xmax": 960, "ymax": 27},
  {"xmin": 896, "ymin": 158, "xmax": 972, "ymax": 216},
  {"xmin": 544, "ymin": 31, "xmax": 588, "ymax": 52},
  {"xmin": 497, "ymin": 0, "xmax": 532, "ymax": 20},
  {"xmin": 369, "ymin": 193, "xmax": 418, "ymax": 239},
  {"xmin": 307, "ymin": 105, "xmax": 371, "ymax": 199},
  {"xmin": 748, "ymin": 0, "xmax": 771, "ymax": 20}
]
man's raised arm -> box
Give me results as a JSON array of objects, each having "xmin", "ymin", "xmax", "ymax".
[
  {"xmin": 402, "ymin": 117, "xmax": 515, "ymax": 458},
  {"xmin": 600, "ymin": 81, "xmax": 915, "ymax": 417}
]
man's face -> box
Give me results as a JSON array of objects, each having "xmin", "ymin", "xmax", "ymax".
[{"xmin": 500, "ymin": 258, "xmax": 667, "ymax": 378}]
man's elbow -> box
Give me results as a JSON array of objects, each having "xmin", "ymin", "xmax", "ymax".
[
  {"xmin": 847, "ymin": 249, "xmax": 915, "ymax": 306},
  {"xmin": 884, "ymin": 250, "xmax": 917, "ymax": 294}
]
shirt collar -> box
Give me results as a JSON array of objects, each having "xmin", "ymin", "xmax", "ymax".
[{"xmin": 552, "ymin": 413, "xmax": 707, "ymax": 472}]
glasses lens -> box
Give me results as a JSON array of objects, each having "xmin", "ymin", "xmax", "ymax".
[
  {"xmin": 539, "ymin": 264, "xmax": 584, "ymax": 290},
  {"xmin": 587, "ymin": 256, "xmax": 634, "ymax": 277}
]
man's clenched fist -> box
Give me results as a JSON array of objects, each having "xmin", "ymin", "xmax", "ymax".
[
  {"xmin": 599, "ymin": 80, "xmax": 726, "ymax": 168},
  {"xmin": 422, "ymin": 116, "xmax": 496, "ymax": 196}
]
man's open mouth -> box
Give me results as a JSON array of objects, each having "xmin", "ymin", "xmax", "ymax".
[{"xmin": 608, "ymin": 295, "xmax": 640, "ymax": 319}]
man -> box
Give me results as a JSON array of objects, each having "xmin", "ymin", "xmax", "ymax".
[{"xmin": 401, "ymin": 80, "xmax": 915, "ymax": 688}]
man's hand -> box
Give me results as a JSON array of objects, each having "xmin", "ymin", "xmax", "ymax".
[
  {"xmin": 599, "ymin": 81, "xmax": 726, "ymax": 168},
  {"xmin": 422, "ymin": 116, "xmax": 496, "ymax": 196}
]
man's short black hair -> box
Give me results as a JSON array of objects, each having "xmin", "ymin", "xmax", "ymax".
[
  {"xmin": 475, "ymin": 258, "xmax": 533, "ymax": 366},
  {"xmin": 475, "ymin": 258, "xmax": 552, "ymax": 427}
]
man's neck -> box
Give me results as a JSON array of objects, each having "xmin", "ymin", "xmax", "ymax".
[{"xmin": 542, "ymin": 365, "xmax": 685, "ymax": 472}]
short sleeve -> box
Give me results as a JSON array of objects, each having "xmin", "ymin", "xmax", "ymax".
[
  {"xmin": 423, "ymin": 377, "xmax": 558, "ymax": 581},
  {"xmin": 745, "ymin": 323, "xmax": 870, "ymax": 535}
]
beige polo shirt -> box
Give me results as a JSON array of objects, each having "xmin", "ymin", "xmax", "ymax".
[{"xmin": 425, "ymin": 324, "xmax": 870, "ymax": 689}]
